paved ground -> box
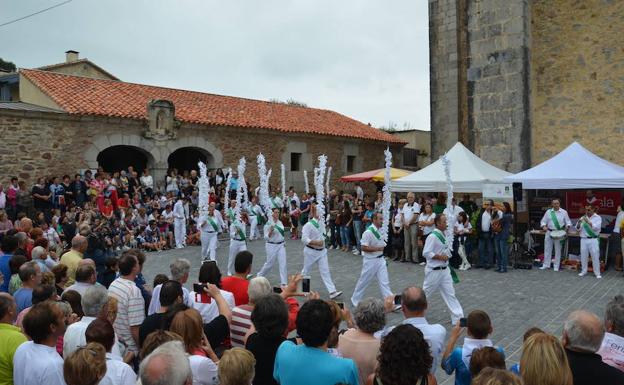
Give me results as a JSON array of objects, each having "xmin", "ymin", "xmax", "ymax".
[{"xmin": 142, "ymin": 236, "xmax": 623, "ymax": 384}]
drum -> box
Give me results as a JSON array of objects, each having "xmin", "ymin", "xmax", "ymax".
[{"xmin": 549, "ymin": 230, "xmax": 567, "ymax": 240}]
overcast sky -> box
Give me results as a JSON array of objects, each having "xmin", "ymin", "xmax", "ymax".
[{"xmin": 1, "ymin": 0, "xmax": 430, "ymax": 130}]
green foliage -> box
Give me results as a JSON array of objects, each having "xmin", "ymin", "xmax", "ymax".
[{"xmin": 0, "ymin": 58, "xmax": 16, "ymax": 72}]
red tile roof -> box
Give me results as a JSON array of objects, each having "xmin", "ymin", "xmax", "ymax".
[{"xmin": 20, "ymin": 69, "xmax": 405, "ymax": 144}]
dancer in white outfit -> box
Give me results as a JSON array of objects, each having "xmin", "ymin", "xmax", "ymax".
[
  {"xmin": 257, "ymin": 208, "xmax": 288, "ymax": 286},
  {"xmin": 301, "ymin": 203, "xmax": 342, "ymax": 299},
  {"xmin": 540, "ymin": 198, "xmax": 572, "ymax": 271},
  {"xmin": 576, "ymin": 205, "xmax": 602, "ymax": 279},
  {"xmin": 422, "ymin": 214, "xmax": 464, "ymax": 324},
  {"xmin": 198, "ymin": 203, "xmax": 225, "ymax": 262},
  {"xmin": 227, "ymin": 218, "xmax": 247, "ymax": 276},
  {"xmin": 173, "ymin": 197, "xmax": 186, "ymax": 249},
  {"xmin": 351, "ymin": 212, "xmax": 393, "ymax": 307},
  {"xmin": 247, "ymin": 196, "xmax": 265, "ymax": 240}
]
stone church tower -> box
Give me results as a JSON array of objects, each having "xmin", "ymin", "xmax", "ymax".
[{"xmin": 429, "ymin": 0, "xmax": 624, "ymax": 172}]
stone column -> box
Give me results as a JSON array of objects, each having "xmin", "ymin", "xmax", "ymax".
[{"xmin": 151, "ymin": 161, "xmax": 168, "ymax": 192}]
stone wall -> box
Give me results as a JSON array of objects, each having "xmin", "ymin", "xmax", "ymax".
[
  {"xmin": 530, "ymin": 0, "xmax": 624, "ymax": 165},
  {"xmin": 465, "ymin": 0, "xmax": 531, "ymax": 172},
  {"xmin": 429, "ymin": 0, "xmax": 461, "ymax": 158},
  {"xmin": 0, "ymin": 110, "xmax": 395, "ymax": 193}
]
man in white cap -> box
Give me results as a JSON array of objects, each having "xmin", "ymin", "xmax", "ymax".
[
  {"xmin": 540, "ymin": 198, "xmax": 572, "ymax": 271},
  {"xmin": 351, "ymin": 212, "xmax": 393, "ymax": 307},
  {"xmin": 301, "ymin": 202, "xmax": 342, "ymax": 299},
  {"xmin": 257, "ymin": 208, "xmax": 288, "ymax": 286},
  {"xmin": 198, "ymin": 203, "xmax": 225, "ymax": 262}
]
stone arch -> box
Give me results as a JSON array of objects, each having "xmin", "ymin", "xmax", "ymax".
[
  {"xmin": 165, "ymin": 136, "xmax": 223, "ymax": 168},
  {"xmin": 168, "ymin": 147, "xmax": 214, "ymax": 173},
  {"xmin": 85, "ymin": 133, "xmax": 159, "ymax": 171}
]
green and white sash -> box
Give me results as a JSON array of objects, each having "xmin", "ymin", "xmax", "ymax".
[
  {"xmin": 582, "ymin": 220, "xmax": 598, "ymax": 238},
  {"xmin": 431, "ymin": 229, "xmax": 447, "ymax": 244},
  {"xmin": 549, "ymin": 209, "xmax": 562, "ymax": 230},
  {"xmin": 274, "ymin": 221, "xmax": 285, "ymax": 237},
  {"xmin": 234, "ymin": 223, "xmax": 246, "ymax": 241},
  {"xmin": 367, "ymin": 225, "xmax": 381, "ymax": 240},
  {"xmin": 206, "ymin": 216, "xmax": 219, "ymax": 232},
  {"xmin": 309, "ymin": 218, "xmax": 328, "ymax": 239},
  {"xmin": 227, "ymin": 208, "xmax": 235, "ymax": 222}
]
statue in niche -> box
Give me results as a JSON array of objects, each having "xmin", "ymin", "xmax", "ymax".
[{"xmin": 145, "ymin": 99, "xmax": 178, "ymax": 141}]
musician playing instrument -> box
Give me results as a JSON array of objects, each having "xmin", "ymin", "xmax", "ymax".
[
  {"xmin": 539, "ymin": 198, "xmax": 572, "ymax": 271},
  {"xmin": 576, "ymin": 205, "xmax": 602, "ymax": 279}
]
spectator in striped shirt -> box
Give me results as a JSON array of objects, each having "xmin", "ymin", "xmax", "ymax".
[
  {"xmin": 230, "ymin": 276, "xmax": 271, "ymax": 347},
  {"xmin": 108, "ymin": 251, "xmax": 145, "ymax": 356}
]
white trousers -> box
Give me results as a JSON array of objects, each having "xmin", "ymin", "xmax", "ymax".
[
  {"xmin": 257, "ymin": 242, "xmax": 288, "ymax": 285},
  {"xmin": 249, "ymin": 216, "xmax": 261, "ymax": 239},
  {"xmin": 543, "ymin": 232, "xmax": 564, "ymax": 269},
  {"xmin": 200, "ymin": 232, "xmax": 218, "ymax": 261},
  {"xmin": 228, "ymin": 240, "xmax": 247, "ymax": 276},
  {"xmin": 580, "ymin": 238, "xmax": 601, "ymax": 276},
  {"xmin": 174, "ymin": 219, "xmax": 186, "ymax": 248},
  {"xmin": 351, "ymin": 257, "xmax": 393, "ymax": 307},
  {"xmin": 423, "ymin": 267, "xmax": 464, "ymax": 324},
  {"xmin": 302, "ymin": 247, "xmax": 337, "ymax": 294}
]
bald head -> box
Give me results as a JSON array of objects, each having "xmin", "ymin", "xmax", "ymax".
[
  {"xmin": 19, "ymin": 218, "xmax": 32, "ymax": 233},
  {"xmin": 563, "ymin": 310, "xmax": 605, "ymax": 353},
  {"xmin": 139, "ymin": 341, "xmax": 192, "ymax": 385},
  {"xmin": 71, "ymin": 235, "xmax": 88, "ymax": 253},
  {"xmin": 401, "ymin": 286, "xmax": 427, "ymax": 316},
  {"xmin": 78, "ymin": 258, "xmax": 96, "ymax": 269}
]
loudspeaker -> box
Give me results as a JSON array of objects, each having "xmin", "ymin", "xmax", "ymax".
[{"xmin": 512, "ymin": 182, "xmax": 523, "ymax": 202}]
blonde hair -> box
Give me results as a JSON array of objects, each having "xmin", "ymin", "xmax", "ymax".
[
  {"xmin": 63, "ymin": 342, "xmax": 107, "ymax": 385},
  {"xmin": 106, "ymin": 296, "xmax": 118, "ymax": 324},
  {"xmin": 140, "ymin": 330, "xmax": 184, "ymax": 360},
  {"xmin": 218, "ymin": 347, "xmax": 256, "ymax": 385},
  {"xmin": 473, "ymin": 368, "xmax": 523, "ymax": 385},
  {"xmin": 170, "ymin": 308, "xmax": 205, "ymax": 353},
  {"xmin": 520, "ymin": 333, "xmax": 572, "ymax": 385}
]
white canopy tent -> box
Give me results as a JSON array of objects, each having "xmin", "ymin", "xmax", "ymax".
[
  {"xmin": 504, "ymin": 142, "xmax": 624, "ymax": 189},
  {"xmin": 391, "ymin": 142, "xmax": 512, "ymax": 193}
]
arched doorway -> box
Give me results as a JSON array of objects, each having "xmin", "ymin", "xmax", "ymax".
[
  {"xmin": 97, "ymin": 145, "xmax": 151, "ymax": 173},
  {"xmin": 168, "ymin": 147, "xmax": 213, "ymax": 173}
]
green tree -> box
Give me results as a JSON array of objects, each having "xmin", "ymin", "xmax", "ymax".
[{"xmin": 0, "ymin": 58, "xmax": 16, "ymax": 72}]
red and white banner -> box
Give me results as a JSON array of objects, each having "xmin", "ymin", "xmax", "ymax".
[{"xmin": 565, "ymin": 190, "xmax": 621, "ymax": 228}]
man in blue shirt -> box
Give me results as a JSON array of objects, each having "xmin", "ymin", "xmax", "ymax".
[
  {"xmin": 14, "ymin": 262, "xmax": 42, "ymax": 313},
  {"xmin": 274, "ymin": 299, "xmax": 359, "ymax": 385},
  {"xmin": 0, "ymin": 234, "xmax": 18, "ymax": 293}
]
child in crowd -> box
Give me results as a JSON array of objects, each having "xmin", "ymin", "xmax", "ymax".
[{"xmin": 289, "ymin": 200, "xmax": 300, "ymax": 239}]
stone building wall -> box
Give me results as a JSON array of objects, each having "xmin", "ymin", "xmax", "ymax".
[
  {"xmin": 0, "ymin": 110, "xmax": 394, "ymax": 192},
  {"xmin": 530, "ymin": 0, "xmax": 624, "ymax": 165},
  {"xmin": 465, "ymin": 0, "xmax": 531, "ymax": 172},
  {"xmin": 429, "ymin": 0, "xmax": 461, "ymax": 159}
]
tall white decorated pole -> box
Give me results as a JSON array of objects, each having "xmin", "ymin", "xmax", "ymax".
[
  {"xmin": 325, "ymin": 166, "xmax": 332, "ymax": 197},
  {"xmin": 280, "ymin": 163, "xmax": 286, "ymax": 201},
  {"xmin": 304, "ymin": 170, "xmax": 310, "ymax": 195},
  {"xmin": 380, "ymin": 148, "xmax": 392, "ymax": 242},
  {"xmin": 256, "ymin": 153, "xmax": 272, "ymax": 216},
  {"xmin": 314, "ymin": 155, "xmax": 328, "ymax": 229},
  {"xmin": 442, "ymin": 154, "xmax": 460, "ymax": 283},
  {"xmin": 224, "ymin": 168, "xmax": 233, "ymax": 213},
  {"xmin": 234, "ymin": 158, "xmax": 246, "ymax": 223},
  {"xmin": 197, "ymin": 161, "xmax": 210, "ymax": 218}
]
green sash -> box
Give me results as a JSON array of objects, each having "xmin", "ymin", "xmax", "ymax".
[
  {"xmin": 549, "ymin": 209, "xmax": 562, "ymax": 230},
  {"xmin": 227, "ymin": 208, "xmax": 235, "ymax": 222},
  {"xmin": 582, "ymin": 220, "xmax": 598, "ymax": 238},
  {"xmin": 274, "ymin": 222, "xmax": 284, "ymax": 236},
  {"xmin": 254, "ymin": 208, "xmax": 266, "ymax": 225},
  {"xmin": 206, "ymin": 216, "xmax": 219, "ymax": 232},
  {"xmin": 271, "ymin": 198, "xmax": 279, "ymax": 209},
  {"xmin": 431, "ymin": 229, "xmax": 447, "ymax": 244},
  {"xmin": 309, "ymin": 218, "xmax": 328, "ymax": 239},
  {"xmin": 234, "ymin": 223, "xmax": 246, "ymax": 241},
  {"xmin": 367, "ymin": 225, "xmax": 381, "ymax": 240}
]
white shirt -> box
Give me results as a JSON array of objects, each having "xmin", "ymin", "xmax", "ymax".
[
  {"xmin": 63, "ymin": 281, "xmax": 95, "ymax": 297},
  {"xmin": 578, "ymin": 213, "xmax": 602, "ymax": 238},
  {"xmin": 455, "ymin": 221, "xmax": 472, "ymax": 235},
  {"xmin": 148, "ymin": 284, "xmax": 193, "ymax": 315},
  {"xmin": 613, "ymin": 211, "xmax": 624, "ymax": 234},
  {"xmin": 271, "ymin": 196, "xmax": 283, "ymax": 209},
  {"xmin": 540, "ymin": 208, "xmax": 572, "ymax": 230},
  {"xmin": 264, "ymin": 219, "xmax": 286, "ymax": 243},
  {"xmin": 481, "ymin": 209, "xmax": 502, "ymax": 232},
  {"xmin": 173, "ymin": 200, "xmax": 186, "ymax": 220},
  {"xmin": 230, "ymin": 221, "xmax": 246, "ymax": 241},
  {"xmin": 140, "ymin": 175, "xmax": 153, "ymax": 189},
  {"xmin": 198, "ymin": 213, "xmax": 224, "ymax": 234},
  {"xmin": 247, "ymin": 204, "xmax": 262, "ymax": 217},
  {"xmin": 108, "ymin": 277, "xmax": 145, "ymax": 353},
  {"xmin": 13, "ymin": 342, "xmax": 64, "ymax": 385},
  {"xmin": 189, "ymin": 354, "xmax": 219, "ymax": 385},
  {"xmin": 43, "ymin": 228, "xmax": 61, "ymax": 247},
  {"xmin": 287, "ymin": 194, "xmax": 300, "ymax": 210},
  {"xmin": 393, "ymin": 211, "xmax": 402, "ymax": 228},
  {"xmin": 63, "ymin": 316, "xmax": 123, "ymax": 359},
  {"xmin": 401, "ymin": 317, "xmax": 446, "ymax": 374},
  {"xmin": 191, "ymin": 289, "xmax": 236, "ymax": 324},
  {"xmin": 99, "ymin": 353, "xmax": 136, "ymax": 385},
  {"xmin": 355, "ymin": 186, "xmax": 364, "ymax": 201},
  {"xmin": 443, "ymin": 204, "xmax": 464, "ymax": 220},
  {"xmin": 422, "ymin": 229, "xmax": 449, "ymax": 269},
  {"xmin": 419, "ymin": 213, "xmax": 436, "ymax": 235},
  {"xmin": 401, "ymin": 202, "xmax": 421, "ymax": 226},
  {"xmin": 360, "ymin": 224, "xmax": 386, "ymax": 259},
  {"xmin": 301, "ymin": 219, "xmax": 325, "ymax": 248}
]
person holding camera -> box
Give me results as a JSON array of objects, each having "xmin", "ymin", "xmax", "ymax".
[{"xmin": 350, "ymin": 212, "xmax": 393, "ymax": 307}]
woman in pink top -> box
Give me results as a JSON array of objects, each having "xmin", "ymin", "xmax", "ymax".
[{"xmin": 339, "ymin": 298, "xmax": 386, "ymax": 385}]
